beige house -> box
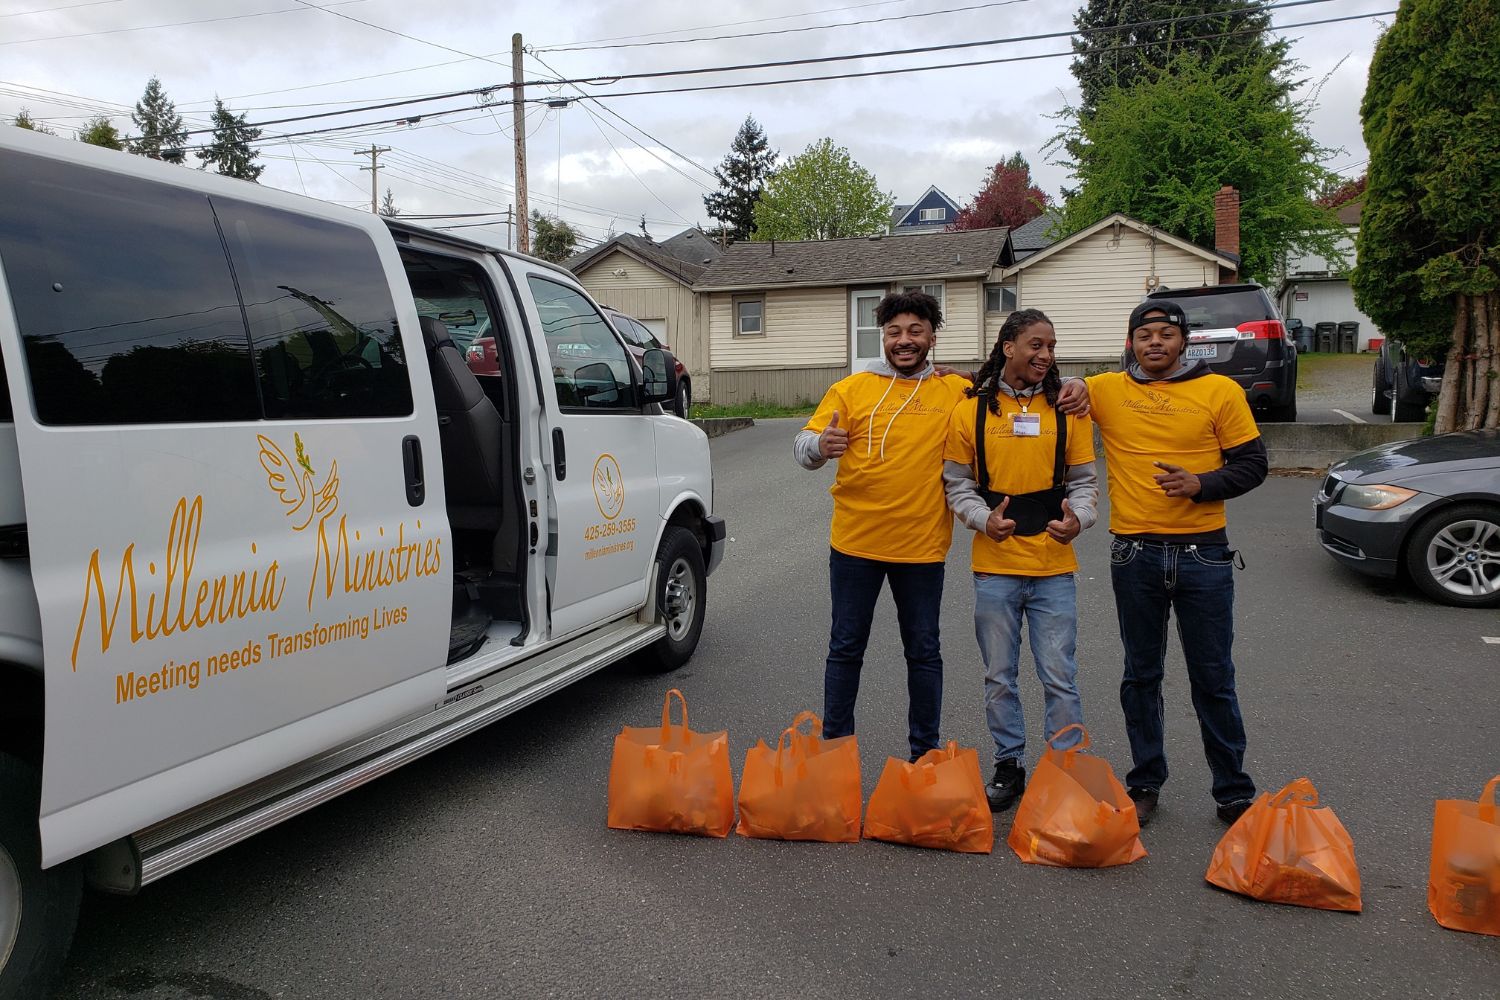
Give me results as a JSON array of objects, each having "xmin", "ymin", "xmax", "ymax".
[{"xmin": 568, "ymin": 229, "xmax": 721, "ymax": 402}]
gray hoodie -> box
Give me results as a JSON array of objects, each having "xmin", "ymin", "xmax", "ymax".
[{"xmin": 792, "ymin": 357, "xmax": 937, "ymax": 470}]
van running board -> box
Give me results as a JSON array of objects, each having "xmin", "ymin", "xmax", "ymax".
[{"xmin": 118, "ymin": 618, "xmax": 665, "ymax": 890}]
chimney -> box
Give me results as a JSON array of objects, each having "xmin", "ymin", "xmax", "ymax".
[{"xmin": 1214, "ymin": 185, "xmax": 1240, "ymax": 278}]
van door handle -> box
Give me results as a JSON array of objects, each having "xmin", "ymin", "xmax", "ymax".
[
  {"xmin": 552, "ymin": 428, "xmax": 566, "ymax": 481},
  {"xmin": 402, "ymin": 436, "xmax": 425, "ymax": 506}
]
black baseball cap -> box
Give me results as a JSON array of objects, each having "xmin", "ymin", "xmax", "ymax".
[{"xmin": 1128, "ymin": 299, "xmax": 1187, "ymax": 336}]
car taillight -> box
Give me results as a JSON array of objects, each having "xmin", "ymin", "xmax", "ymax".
[
  {"xmin": 1236, "ymin": 320, "xmax": 1285, "ymax": 340},
  {"xmin": 1418, "ymin": 357, "xmax": 1434, "ymax": 367}
]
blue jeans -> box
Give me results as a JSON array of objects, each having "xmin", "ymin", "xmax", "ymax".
[
  {"xmin": 974, "ymin": 573, "xmax": 1085, "ymax": 766},
  {"xmin": 824, "ymin": 549, "xmax": 944, "ymax": 760},
  {"xmin": 1109, "ymin": 538, "xmax": 1256, "ymax": 805}
]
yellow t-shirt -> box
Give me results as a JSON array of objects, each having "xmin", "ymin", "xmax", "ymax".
[
  {"xmin": 945, "ymin": 393, "xmax": 1095, "ymax": 576},
  {"xmin": 804, "ymin": 371, "xmax": 972, "ymax": 563},
  {"xmin": 1086, "ymin": 371, "xmax": 1260, "ymax": 536}
]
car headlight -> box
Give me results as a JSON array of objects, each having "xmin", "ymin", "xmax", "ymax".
[{"xmin": 1340, "ymin": 484, "xmax": 1419, "ymax": 510}]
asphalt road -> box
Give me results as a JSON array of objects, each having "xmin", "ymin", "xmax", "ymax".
[
  {"xmin": 1296, "ymin": 352, "xmax": 1387, "ymax": 424},
  {"xmin": 58, "ymin": 420, "xmax": 1499, "ymax": 1000}
]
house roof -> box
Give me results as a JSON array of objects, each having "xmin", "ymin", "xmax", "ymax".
[
  {"xmin": 1002, "ymin": 212, "xmax": 1227, "ymax": 274},
  {"xmin": 695, "ymin": 226, "xmax": 1012, "ymax": 291},
  {"xmin": 1335, "ymin": 200, "xmax": 1362, "ymax": 226},
  {"xmin": 891, "ymin": 185, "xmax": 961, "ymax": 229},
  {"xmin": 1009, "ymin": 210, "xmax": 1065, "ymax": 258},
  {"xmin": 567, "ymin": 228, "xmax": 723, "ymax": 284}
]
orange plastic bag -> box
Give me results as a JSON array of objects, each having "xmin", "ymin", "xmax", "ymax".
[
  {"xmin": 736, "ymin": 711, "xmax": 862, "ymax": 842},
  {"xmin": 1007, "ymin": 725, "xmax": 1146, "ymax": 868},
  {"xmin": 1206, "ymin": 777, "xmax": 1361, "ymax": 912},
  {"xmin": 864, "ymin": 742, "xmax": 993, "ymax": 854},
  {"xmin": 606, "ymin": 689, "xmax": 734, "ymax": 837},
  {"xmin": 1427, "ymin": 775, "xmax": 1500, "ymax": 936}
]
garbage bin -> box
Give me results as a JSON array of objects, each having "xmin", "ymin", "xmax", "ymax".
[
  {"xmin": 1338, "ymin": 321, "xmax": 1359, "ymax": 354},
  {"xmin": 1287, "ymin": 318, "xmax": 1313, "ymax": 354},
  {"xmin": 1314, "ymin": 322, "xmax": 1337, "ymax": 353}
]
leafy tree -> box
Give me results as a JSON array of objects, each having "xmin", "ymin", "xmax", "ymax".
[
  {"xmin": 11, "ymin": 109, "xmax": 56, "ymax": 135},
  {"xmin": 530, "ymin": 210, "xmax": 579, "ymax": 263},
  {"xmin": 76, "ymin": 116, "xmax": 125, "ymax": 150},
  {"xmin": 129, "ymin": 76, "xmax": 187, "ymax": 163},
  {"xmin": 1054, "ymin": 53, "xmax": 1343, "ymax": 283},
  {"xmin": 379, "ymin": 187, "xmax": 400, "ymax": 217},
  {"xmin": 703, "ymin": 115, "xmax": 778, "ymax": 242},
  {"xmin": 951, "ymin": 153, "xmax": 1051, "ymax": 231},
  {"xmin": 751, "ymin": 138, "xmax": 893, "ymax": 241},
  {"xmin": 195, "ymin": 98, "xmax": 264, "ymax": 182},
  {"xmin": 1316, "ymin": 174, "xmax": 1367, "ymax": 209},
  {"xmin": 1352, "ymin": 0, "xmax": 1500, "ymax": 432},
  {"xmin": 1070, "ymin": 0, "xmax": 1288, "ymax": 120}
]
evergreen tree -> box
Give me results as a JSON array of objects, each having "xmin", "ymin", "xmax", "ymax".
[
  {"xmin": 379, "ymin": 188, "xmax": 400, "ymax": 217},
  {"xmin": 951, "ymin": 153, "xmax": 1051, "ymax": 231},
  {"xmin": 1352, "ymin": 0, "xmax": 1500, "ymax": 431},
  {"xmin": 703, "ymin": 115, "xmax": 777, "ymax": 242},
  {"xmin": 752, "ymin": 138, "xmax": 892, "ymax": 241},
  {"xmin": 1069, "ymin": 0, "xmax": 1289, "ymax": 119},
  {"xmin": 130, "ymin": 76, "xmax": 188, "ymax": 163},
  {"xmin": 195, "ymin": 98, "xmax": 264, "ymax": 182},
  {"xmin": 76, "ymin": 116, "xmax": 125, "ymax": 150},
  {"xmin": 11, "ymin": 109, "xmax": 56, "ymax": 135},
  {"xmin": 531, "ymin": 211, "xmax": 579, "ymax": 263}
]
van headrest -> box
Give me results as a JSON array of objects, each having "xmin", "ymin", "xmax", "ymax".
[{"xmin": 419, "ymin": 316, "xmax": 453, "ymax": 351}]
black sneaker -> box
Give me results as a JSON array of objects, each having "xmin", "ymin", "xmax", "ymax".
[
  {"xmin": 1128, "ymin": 787, "xmax": 1159, "ymax": 828},
  {"xmin": 986, "ymin": 760, "xmax": 1026, "ymax": 812},
  {"xmin": 1216, "ymin": 798, "xmax": 1253, "ymax": 825}
]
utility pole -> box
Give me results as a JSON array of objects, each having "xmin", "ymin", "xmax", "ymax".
[
  {"xmin": 355, "ymin": 144, "xmax": 391, "ymax": 214},
  {"xmin": 511, "ymin": 33, "xmax": 529, "ymax": 254},
  {"xmin": 505, "ymin": 204, "xmax": 515, "ymax": 251}
]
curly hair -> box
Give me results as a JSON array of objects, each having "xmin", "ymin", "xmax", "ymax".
[
  {"xmin": 967, "ymin": 308, "xmax": 1061, "ymax": 412},
  {"xmin": 875, "ymin": 290, "xmax": 943, "ymax": 331}
]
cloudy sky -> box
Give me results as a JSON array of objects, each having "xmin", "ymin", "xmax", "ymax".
[{"xmin": 1, "ymin": 0, "xmax": 1389, "ymax": 249}]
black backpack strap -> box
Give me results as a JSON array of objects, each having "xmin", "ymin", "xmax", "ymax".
[
  {"xmin": 974, "ymin": 392, "xmax": 991, "ymax": 493},
  {"xmin": 1052, "ymin": 404, "xmax": 1068, "ymax": 488}
]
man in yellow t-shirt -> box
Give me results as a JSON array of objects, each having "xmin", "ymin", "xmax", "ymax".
[
  {"xmin": 943, "ymin": 309, "xmax": 1098, "ymax": 811},
  {"xmin": 1086, "ymin": 299, "xmax": 1269, "ymax": 828}
]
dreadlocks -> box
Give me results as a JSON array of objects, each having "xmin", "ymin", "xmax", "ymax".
[{"xmin": 967, "ymin": 308, "xmax": 1061, "ymax": 413}]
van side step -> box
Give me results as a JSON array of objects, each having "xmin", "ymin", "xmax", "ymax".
[{"xmin": 121, "ymin": 617, "xmax": 664, "ymax": 890}]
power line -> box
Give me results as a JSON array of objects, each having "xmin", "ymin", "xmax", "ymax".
[
  {"xmin": 1, "ymin": 0, "xmax": 131, "ymax": 17},
  {"xmin": 535, "ymin": 0, "xmax": 915, "ymax": 50},
  {"xmin": 291, "ymin": 0, "xmax": 511, "ymax": 72},
  {"xmin": 0, "ymin": 0, "xmax": 364, "ymax": 47},
  {"xmin": 538, "ymin": 0, "xmax": 1039, "ymax": 53},
  {"xmin": 574, "ymin": 101, "xmax": 691, "ymax": 226}
]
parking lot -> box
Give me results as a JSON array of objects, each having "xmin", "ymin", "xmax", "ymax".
[
  {"xmin": 1297, "ymin": 352, "xmax": 1386, "ymax": 424},
  {"xmin": 58, "ymin": 419, "xmax": 1498, "ymax": 999}
]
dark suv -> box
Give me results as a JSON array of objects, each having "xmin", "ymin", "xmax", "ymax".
[
  {"xmin": 1144, "ymin": 283, "xmax": 1298, "ymax": 422},
  {"xmin": 1372, "ymin": 338, "xmax": 1443, "ymax": 422}
]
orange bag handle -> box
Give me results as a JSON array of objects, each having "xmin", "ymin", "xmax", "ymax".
[
  {"xmin": 899, "ymin": 741, "xmax": 959, "ymax": 788},
  {"xmin": 1269, "ymin": 777, "xmax": 1320, "ymax": 809},
  {"xmin": 659, "ymin": 688, "xmax": 689, "ymax": 744},
  {"xmin": 771, "ymin": 711, "xmax": 822, "ymax": 787},
  {"xmin": 1047, "ymin": 724, "xmax": 1091, "ymax": 769},
  {"xmin": 1478, "ymin": 775, "xmax": 1500, "ymax": 823}
]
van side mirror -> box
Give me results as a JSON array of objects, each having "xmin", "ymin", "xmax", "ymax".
[
  {"xmin": 572, "ymin": 362, "xmax": 620, "ymax": 406},
  {"xmin": 640, "ymin": 348, "xmax": 678, "ymax": 406}
]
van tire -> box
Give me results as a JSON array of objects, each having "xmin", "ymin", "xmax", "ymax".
[
  {"xmin": 0, "ymin": 754, "xmax": 81, "ymax": 1000},
  {"xmin": 641, "ymin": 527, "xmax": 706, "ymax": 672}
]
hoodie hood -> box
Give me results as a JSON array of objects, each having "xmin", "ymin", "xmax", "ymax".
[
  {"xmin": 866, "ymin": 356, "xmax": 935, "ymax": 380},
  {"xmin": 1123, "ymin": 354, "xmax": 1214, "ymax": 384}
]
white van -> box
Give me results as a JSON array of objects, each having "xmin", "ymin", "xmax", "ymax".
[{"xmin": 0, "ymin": 128, "xmax": 725, "ymax": 997}]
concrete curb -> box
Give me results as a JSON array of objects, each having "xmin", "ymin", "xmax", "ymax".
[
  {"xmin": 1258, "ymin": 422, "xmax": 1425, "ymax": 471},
  {"xmin": 691, "ymin": 416, "xmax": 755, "ymax": 438}
]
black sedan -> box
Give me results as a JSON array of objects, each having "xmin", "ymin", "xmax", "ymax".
[{"xmin": 1315, "ymin": 429, "xmax": 1500, "ymax": 607}]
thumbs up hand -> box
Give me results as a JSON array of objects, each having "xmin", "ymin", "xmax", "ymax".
[
  {"xmin": 1046, "ymin": 497, "xmax": 1081, "ymax": 544},
  {"xmin": 819, "ymin": 410, "xmax": 850, "ymax": 459},
  {"xmin": 985, "ymin": 495, "xmax": 1016, "ymax": 542}
]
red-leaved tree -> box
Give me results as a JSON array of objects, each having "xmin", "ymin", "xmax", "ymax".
[{"xmin": 950, "ymin": 153, "xmax": 1051, "ymax": 230}]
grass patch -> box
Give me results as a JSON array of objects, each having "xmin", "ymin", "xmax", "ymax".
[
  {"xmin": 1297, "ymin": 350, "xmax": 1372, "ymax": 389},
  {"xmin": 692, "ymin": 400, "xmax": 817, "ymax": 419}
]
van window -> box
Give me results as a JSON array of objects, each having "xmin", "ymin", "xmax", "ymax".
[
  {"xmin": 0, "ymin": 150, "xmax": 259, "ymax": 424},
  {"xmin": 527, "ymin": 277, "xmax": 637, "ymax": 410},
  {"xmin": 0, "ymin": 352, "xmax": 12, "ymax": 423},
  {"xmin": 215, "ymin": 199, "xmax": 412, "ymax": 420}
]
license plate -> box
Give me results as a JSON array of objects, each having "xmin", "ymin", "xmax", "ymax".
[{"xmin": 1186, "ymin": 344, "xmax": 1219, "ymax": 360}]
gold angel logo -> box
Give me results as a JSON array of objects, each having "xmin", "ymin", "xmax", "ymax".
[
  {"xmin": 592, "ymin": 453, "xmax": 625, "ymax": 520},
  {"xmin": 258, "ymin": 433, "xmax": 340, "ymax": 531},
  {"xmin": 1143, "ymin": 388, "xmax": 1173, "ymax": 409}
]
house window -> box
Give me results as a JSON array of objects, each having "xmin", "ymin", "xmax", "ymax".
[
  {"xmin": 985, "ymin": 282, "xmax": 1018, "ymax": 314},
  {"xmin": 902, "ymin": 282, "xmax": 945, "ymax": 313},
  {"xmin": 919, "ymin": 207, "xmax": 946, "ymax": 222},
  {"xmin": 734, "ymin": 295, "xmax": 764, "ymax": 337}
]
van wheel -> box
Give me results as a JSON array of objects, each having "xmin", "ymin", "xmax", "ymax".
[
  {"xmin": 642, "ymin": 527, "xmax": 706, "ymax": 671},
  {"xmin": 0, "ymin": 754, "xmax": 81, "ymax": 1000}
]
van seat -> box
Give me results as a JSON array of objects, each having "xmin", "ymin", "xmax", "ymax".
[{"xmin": 420, "ymin": 316, "xmax": 504, "ymax": 531}]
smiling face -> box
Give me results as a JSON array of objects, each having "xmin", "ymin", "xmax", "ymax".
[
  {"xmin": 1131, "ymin": 312, "xmax": 1187, "ymax": 378},
  {"xmin": 882, "ymin": 312, "xmax": 937, "ymax": 375},
  {"xmin": 1002, "ymin": 320, "xmax": 1057, "ymax": 388}
]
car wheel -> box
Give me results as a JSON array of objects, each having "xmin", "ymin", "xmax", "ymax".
[
  {"xmin": 640, "ymin": 526, "xmax": 706, "ymax": 671},
  {"xmin": 1263, "ymin": 398, "xmax": 1297, "ymax": 422},
  {"xmin": 675, "ymin": 380, "xmax": 690, "ymax": 420},
  {"xmin": 1371, "ymin": 360, "xmax": 1392, "ymax": 415},
  {"xmin": 0, "ymin": 754, "xmax": 82, "ymax": 1000},
  {"xmin": 1391, "ymin": 364, "xmax": 1428, "ymax": 422},
  {"xmin": 1405, "ymin": 504, "xmax": 1500, "ymax": 608}
]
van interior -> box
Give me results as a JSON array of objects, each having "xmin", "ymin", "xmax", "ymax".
[{"xmin": 398, "ymin": 248, "xmax": 529, "ymax": 664}]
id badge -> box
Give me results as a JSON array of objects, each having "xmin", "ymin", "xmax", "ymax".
[{"xmin": 1011, "ymin": 413, "xmax": 1041, "ymax": 437}]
